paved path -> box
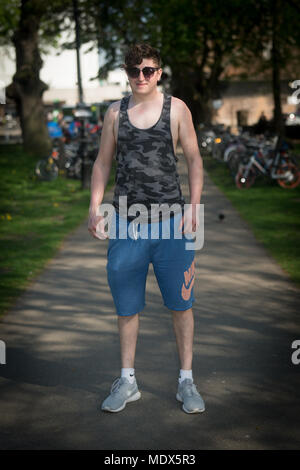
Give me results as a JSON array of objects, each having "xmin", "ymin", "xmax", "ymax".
[{"xmin": 0, "ymin": 154, "xmax": 300, "ymax": 450}]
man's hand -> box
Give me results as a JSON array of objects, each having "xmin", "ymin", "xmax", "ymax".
[
  {"xmin": 178, "ymin": 204, "xmax": 200, "ymax": 235},
  {"xmin": 88, "ymin": 212, "xmax": 108, "ymax": 240}
]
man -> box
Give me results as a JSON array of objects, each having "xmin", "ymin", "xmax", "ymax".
[{"xmin": 88, "ymin": 43, "xmax": 204, "ymax": 414}]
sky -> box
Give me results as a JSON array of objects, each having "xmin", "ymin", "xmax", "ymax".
[{"xmin": 0, "ymin": 29, "xmax": 126, "ymax": 90}]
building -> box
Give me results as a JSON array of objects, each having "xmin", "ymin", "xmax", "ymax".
[{"xmin": 214, "ymin": 79, "xmax": 297, "ymax": 128}]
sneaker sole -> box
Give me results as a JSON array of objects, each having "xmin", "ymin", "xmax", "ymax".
[
  {"xmin": 176, "ymin": 393, "xmax": 205, "ymax": 414},
  {"xmin": 101, "ymin": 391, "xmax": 141, "ymax": 413}
]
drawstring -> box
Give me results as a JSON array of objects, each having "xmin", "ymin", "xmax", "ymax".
[{"xmin": 132, "ymin": 220, "xmax": 139, "ymax": 240}]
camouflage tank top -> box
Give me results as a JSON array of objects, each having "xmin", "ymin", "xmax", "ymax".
[{"xmin": 112, "ymin": 92, "xmax": 185, "ymax": 222}]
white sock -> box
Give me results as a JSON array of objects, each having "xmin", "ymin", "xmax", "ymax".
[
  {"xmin": 121, "ymin": 368, "xmax": 135, "ymax": 384},
  {"xmin": 179, "ymin": 369, "xmax": 193, "ymax": 384}
]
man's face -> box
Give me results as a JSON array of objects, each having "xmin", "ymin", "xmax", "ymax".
[{"xmin": 125, "ymin": 58, "xmax": 162, "ymax": 94}]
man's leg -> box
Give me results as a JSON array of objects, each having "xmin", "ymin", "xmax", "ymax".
[
  {"xmin": 101, "ymin": 313, "xmax": 141, "ymax": 412},
  {"xmin": 118, "ymin": 313, "xmax": 139, "ymax": 368},
  {"xmin": 102, "ymin": 212, "xmax": 150, "ymax": 412},
  {"xmin": 172, "ymin": 307, "xmax": 194, "ymax": 370},
  {"xmin": 172, "ymin": 307, "xmax": 205, "ymax": 413},
  {"xmin": 151, "ymin": 214, "xmax": 196, "ymax": 380}
]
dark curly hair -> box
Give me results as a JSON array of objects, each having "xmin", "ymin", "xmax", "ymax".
[{"xmin": 123, "ymin": 43, "xmax": 161, "ymax": 69}]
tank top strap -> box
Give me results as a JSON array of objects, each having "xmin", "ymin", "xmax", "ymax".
[
  {"xmin": 162, "ymin": 93, "xmax": 171, "ymax": 115},
  {"xmin": 119, "ymin": 95, "xmax": 130, "ymax": 125},
  {"xmin": 160, "ymin": 93, "xmax": 171, "ymax": 128}
]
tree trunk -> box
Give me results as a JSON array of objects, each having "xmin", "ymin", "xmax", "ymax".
[
  {"xmin": 271, "ymin": 0, "xmax": 285, "ymax": 137},
  {"xmin": 5, "ymin": 0, "xmax": 51, "ymax": 157},
  {"xmin": 171, "ymin": 67, "xmax": 219, "ymax": 129}
]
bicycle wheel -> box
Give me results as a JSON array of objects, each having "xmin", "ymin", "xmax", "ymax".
[
  {"xmin": 276, "ymin": 161, "xmax": 300, "ymax": 189},
  {"xmin": 212, "ymin": 142, "xmax": 223, "ymax": 161},
  {"xmin": 235, "ymin": 167, "xmax": 256, "ymax": 189},
  {"xmin": 227, "ymin": 151, "xmax": 241, "ymax": 177},
  {"xmin": 35, "ymin": 157, "xmax": 59, "ymax": 181}
]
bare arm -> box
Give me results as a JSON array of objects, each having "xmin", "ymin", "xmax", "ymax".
[
  {"xmin": 88, "ymin": 103, "xmax": 117, "ymax": 238},
  {"xmin": 178, "ymin": 100, "xmax": 204, "ymax": 232},
  {"xmin": 89, "ymin": 104, "xmax": 116, "ymax": 213}
]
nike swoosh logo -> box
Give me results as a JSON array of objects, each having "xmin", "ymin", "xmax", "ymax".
[{"xmin": 181, "ymin": 261, "xmax": 195, "ymax": 301}]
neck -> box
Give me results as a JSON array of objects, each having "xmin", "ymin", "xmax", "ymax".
[{"xmin": 131, "ymin": 88, "xmax": 161, "ymax": 104}]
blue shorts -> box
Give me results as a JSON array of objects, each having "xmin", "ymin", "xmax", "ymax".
[{"xmin": 106, "ymin": 211, "xmax": 195, "ymax": 316}]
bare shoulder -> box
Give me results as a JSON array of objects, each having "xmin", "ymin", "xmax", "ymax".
[
  {"xmin": 105, "ymin": 100, "xmax": 121, "ymax": 124},
  {"xmin": 172, "ymin": 96, "xmax": 189, "ymax": 112},
  {"xmin": 171, "ymin": 96, "xmax": 191, "ymax": 120},
  {"xmin": 103, "ymin": 99, "xmax": 122, "ymax": 143}
]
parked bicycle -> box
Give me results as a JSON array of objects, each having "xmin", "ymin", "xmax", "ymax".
[
  {"xmin": 35, "ymin": 128, "xmax": 99, "ymax": 182},
  {"xmin": 235, "ymin": 137, "xmax": 300, "ymax": 189},
  {"xmin": 35, "ymin": 139, "xmax": 61, "ymax": 181}
]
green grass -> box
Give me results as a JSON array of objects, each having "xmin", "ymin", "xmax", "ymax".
[
  {"xmin": 202, "ymin": 149, "xmax": 300, "ymax": 287},
  {"xmin": 0, "ymin": 144, "xmax": 115, "ymax": 319}
]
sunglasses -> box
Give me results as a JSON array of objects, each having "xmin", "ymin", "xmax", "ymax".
[{"xmin": 125, "ymin": 66, "xmax": 160, "ymax": 79}]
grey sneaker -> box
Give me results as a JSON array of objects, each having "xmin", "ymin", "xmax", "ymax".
[
  {"xmin": 176, "ymin": 378, "xmax": 205, "ymax": 414},
  {"xmin": 101, "ymin": 377, "xmax": 141, "ymax": 412}
]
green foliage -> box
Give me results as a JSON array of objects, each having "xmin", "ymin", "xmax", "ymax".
[
  {"xmin": 0, "ymin": 0, "xmax": 73, "ymax": 48},
  {"xmin": 1, "ymin": 0, "xmax": 299, "ymax": 124},
  {"xmin": 1, "ymin": 0, "xmax": 299, "ymax": 77},
  {"xmin": 0, "ymin": 0, "xmax": 20, "ymax": 44}
]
